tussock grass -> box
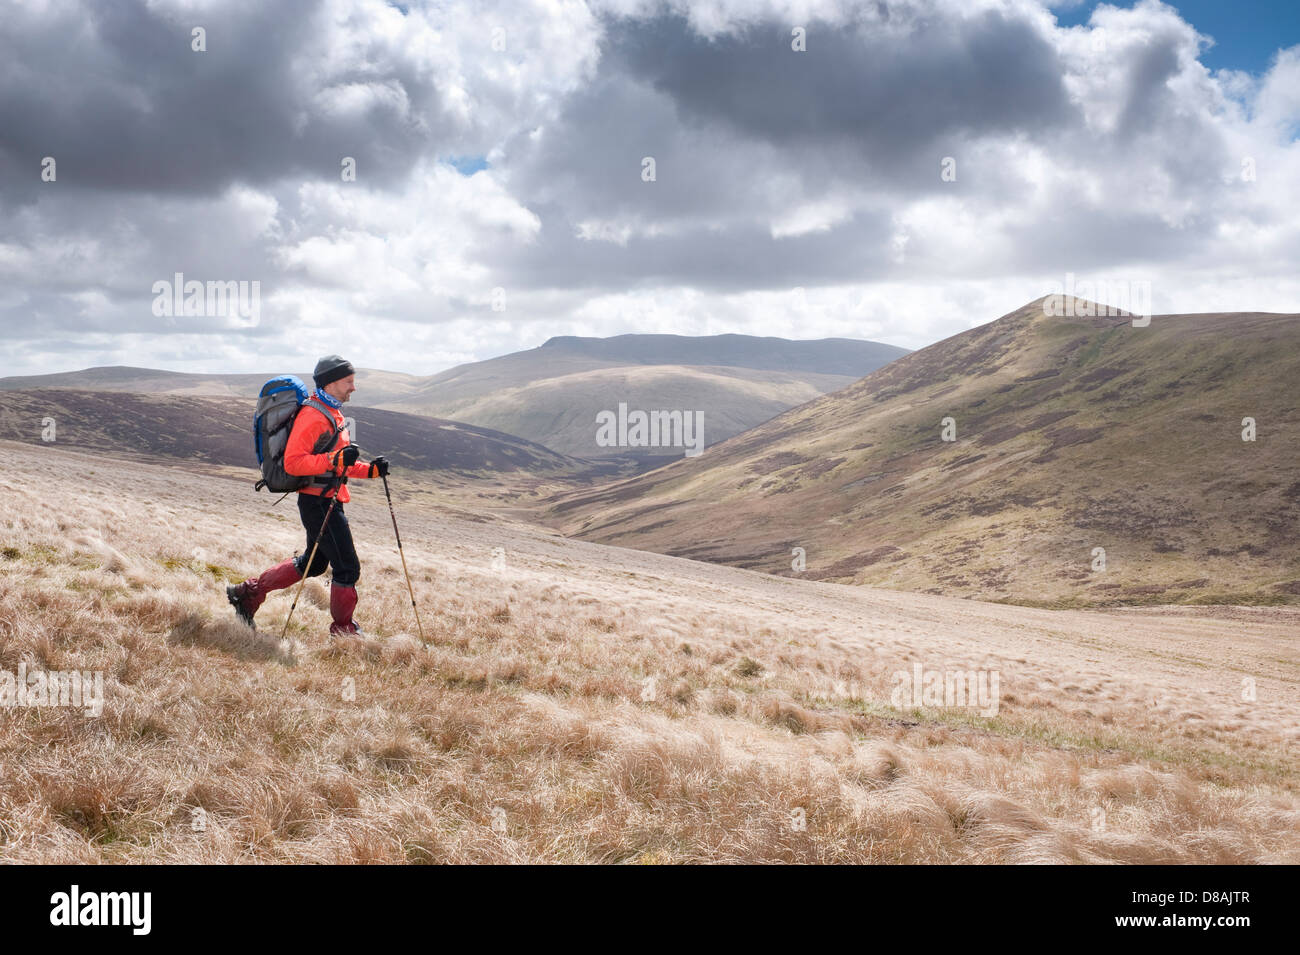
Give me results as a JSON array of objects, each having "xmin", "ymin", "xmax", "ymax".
[{"xmin": 0, "ymin": 443, "xmax": 1297, "ymax": 863}]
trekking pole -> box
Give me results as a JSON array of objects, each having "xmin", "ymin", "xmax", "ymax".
[
  {"xmin": 280, "ymin": 476, "xmax": 342, "ymax": 641},
  {"xmin": 381, "ymin": 472, "xmax": 426, "ymax": 642}
]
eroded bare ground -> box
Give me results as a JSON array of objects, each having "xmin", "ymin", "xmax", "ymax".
[{"xmin": 1, "ymin": 440, "xmax": 1297, "ymax": 863}]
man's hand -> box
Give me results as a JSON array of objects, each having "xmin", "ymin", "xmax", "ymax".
[
  {"xmin": 369, "ymin": 456, "xmax": 390, "ymax": 478},
  {"xmin": 331, "ymin": 445, "xmax": 361, "ymax": 470}
]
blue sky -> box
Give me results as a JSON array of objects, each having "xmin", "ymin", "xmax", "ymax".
[{"xmin": 1054, "ymin": 0, "xmax": 1300, "ymax": 73}]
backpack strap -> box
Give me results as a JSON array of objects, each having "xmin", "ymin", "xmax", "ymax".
[
  {"xmin": 303, "ymin": 397, "xmax": 348, "ymax": 490},
  {"xmin": 302, "ymin": 397, "xmax": 341, "ymax": 439}
]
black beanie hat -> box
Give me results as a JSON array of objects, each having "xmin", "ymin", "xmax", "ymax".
[{"xmin": 313, "ymin": 355, "xmax": 355, "ymax": 389}]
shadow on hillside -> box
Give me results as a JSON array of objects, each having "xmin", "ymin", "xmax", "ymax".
[{"xmin": 168, "ymin": 611, "xmax": 294, "ymax": 664}]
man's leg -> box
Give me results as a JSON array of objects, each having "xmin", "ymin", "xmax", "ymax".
[
  {"xmin": 319, "ymin": 504, "xmax": 363, "ymax": 636},
  {"xmin": 229, "ymin": 493, "xmax": 361, "ymax": 634},
  {"xmin": 294, "ymin": 493, "xmax": 334, "ymax": 580},
  {"xmin": 227, "ymin": 493, "xmax": 327, "ymax": 628},
  {"xmin": 226, "ymin": 560, "xmax": 304, "ymax": 630}
]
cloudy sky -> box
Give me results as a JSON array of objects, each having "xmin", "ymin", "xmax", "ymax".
[{"xmin": 1, "ymin": 0, "xmax": 1298, "ymax": 376}]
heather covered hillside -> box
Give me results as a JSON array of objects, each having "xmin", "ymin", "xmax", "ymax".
[
  {"xmin": 0, "ymin": 390, "xmax": 583, "ymax": 479},
  {"xmin": 547, "ymin": 299, "xmax": 1300, "ymax": 608}
]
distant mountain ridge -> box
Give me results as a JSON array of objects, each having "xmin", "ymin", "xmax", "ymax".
[
  {"xmin": 0, "ymin": 333, "xmax": 911, "ymax": 462},
  {"xmin": 536, "ymin": 333, "xmax": 907, "ymax": 376},
  {"xmin": 383, "ymin": 333, "xmax": 909, "ymax": 458}
]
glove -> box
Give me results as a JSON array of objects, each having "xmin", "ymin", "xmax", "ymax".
[
  {"xmin": 369, "ymin": 456, "xmax": 390, "ymax": 478},
  {"xmin": 331, "ymin": 445, "xmax": 361, "ymax": 469}
]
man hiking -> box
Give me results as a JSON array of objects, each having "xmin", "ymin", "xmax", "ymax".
[{"xmin": 227, "ymin": 355, "xmax": 389, "ymax": 636}]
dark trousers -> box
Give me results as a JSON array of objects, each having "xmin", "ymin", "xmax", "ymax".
[{"xmin": 295, "ymin": 492, "xmax": 361, "ymax": 587}]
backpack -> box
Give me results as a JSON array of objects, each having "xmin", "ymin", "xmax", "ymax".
[{"xmin": 253, "ymin": 376, "xmax": 344, "ymax": 492}]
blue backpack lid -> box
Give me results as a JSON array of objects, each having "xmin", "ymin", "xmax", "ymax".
[{"xmin": 259, "ymin": 375, "xmax": 310, "ymax": 401}]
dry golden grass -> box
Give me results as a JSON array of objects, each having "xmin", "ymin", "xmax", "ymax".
[{"xmin": 0, "ymin": 440, "xmax": 1297, "ymax": 863}]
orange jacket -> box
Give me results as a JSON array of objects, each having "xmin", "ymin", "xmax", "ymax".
[{"xmin": 284, "ymin": 395, "xmax": 373, "ymax": 502}]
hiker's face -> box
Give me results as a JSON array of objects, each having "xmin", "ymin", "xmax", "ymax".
[{"xmin": 325, "ymin": 374, "xmax": 355, "ymax": 402}]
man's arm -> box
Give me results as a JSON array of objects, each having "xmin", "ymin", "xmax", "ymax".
[{"xmin": 283, "ymin": 411, "xmax": 339, "ymax": 477}]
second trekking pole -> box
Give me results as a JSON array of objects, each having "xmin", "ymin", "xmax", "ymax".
[{"xmin": 381, "ymin": 472, "xmax": 426, "ymax": 643}]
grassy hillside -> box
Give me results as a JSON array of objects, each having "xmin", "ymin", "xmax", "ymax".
[
  {"xmin": 546, "ymin": 298, "xmax": 1300, "ymax": 607},
  {"xmin": 1, "ymin": 442, "xmax": 1296, "ymax": 862},
  {"xmin": 402, "ymin": 364, "xmax": 843, "ymax": 459},
  {"xmin": 0, "ymin": 389, "xmax": 584, "ymax": 479}
]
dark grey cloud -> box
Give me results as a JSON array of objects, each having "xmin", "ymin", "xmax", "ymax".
[
  {"xmin": 0, "ymin": 0, "xmax": 447, "ymax": 200},
  {"xmin": 493, "ymin": 1, "xmax": 1270, "ymax": 296},
  {"xmin": 609, "ymin": 9, "xmax": 1076, "ymax": 163},
  {"xmin": 502, "ymin": 7, "xmax": 1079, "ymax": 222},
  {"xmin": 490, "ymin": 5, "xmax": 1088, "ymax": 293}
]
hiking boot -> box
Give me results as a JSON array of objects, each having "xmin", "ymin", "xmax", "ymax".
[
  {"xmin": 329, "ymin": 583, "xmax": 362, "ymax": 637},
  {"xmin": 227, "ymin": 584, "xmax": 257, "ymax": 628},
  {"xmin": 228, "ymin": 558, "xmax": 302, "ymax": 629}
]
